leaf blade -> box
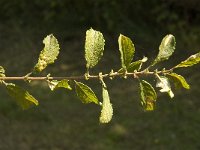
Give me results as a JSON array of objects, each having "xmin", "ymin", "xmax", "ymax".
[
  {"xmin": 48, "ymin": 79, "xmax": 72, "ymax": 91},
  {"xmin": 85, "ymin": 28, "xmax": 105, "ymax": 69},
  {"xmin": 167, "ymin": 73, "xmax": 190, "ymax": 89},
  {"xmin": 75, "ymin": 81, "xmax": 99, "ymax": 104}
]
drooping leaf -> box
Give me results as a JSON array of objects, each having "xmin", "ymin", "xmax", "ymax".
[
  {"xmin": 85, "ymin": 28, "xmax": 105, "ymax": 69},
  {"xmin": 75, "ymin": 81, "xmax": 99, "ymax": 104},
  {"xmin": 167, "ymin": 73, "xmax": 190, "ymax": 89},
  {"xmin": 118, "ymin": 34, "xmax": 135, "ymax": 70},
  {"xmin": 34, "ymin": 34, "xmax": 60, "ymax": 72},
  {"xmin": 139, "ymin": 80, "xmax": 157, "ymax": 111},
  {"xmin": 99, "ymin": 80, "xmax": 113, "ymax": 124},
  {"xmin": 48, "ymin": 79, "xmax": 72, "ymax": 91},
  {"xmin": 0, "ymin": 66, "xmax": 5, "ymax": 77},
  {"xmin": 152, "ymin": 34, "xmax": 176, "ymax": 66},
  {"xmin": 156, "ymin": 76, "xmax": 174, "ymax": 98},
  {"xmin": 174, "ymin": 52, "xmax": 200, "ymax": 68},
  {"xmin": 6, "ymin": 83, "xmax": 39, "ymax": 110}
]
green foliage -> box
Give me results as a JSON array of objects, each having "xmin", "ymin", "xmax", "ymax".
[
  {"xmin": 174, "ymin": 52, "xmax": 200, "ymax": 68},
  {"xmin": 156, "ymin": 76, "xmax": 174, "ymax": 98},
  {"xmin": 118, "ymin": 34, "xmax": 135, "ymax": 70},
  {"xmin": 139, "ymin": 80, "xmax": 157, "ymax": 111},
  {"xmin": 0, "ymin": 66, "xmax": 5, "ymax": 77},
  {"xmin": 6, "ymin": 83, "xmax": 38, "ymax": 110},
  {"xmin": 48, "ymin": 79, "xmax": 72, "ymax": 91},
  {"xmin": 34, "ymin": 34, "xmax": 60, "ymax": 72},
  {"xmin": 167, "ymin": 73, "xmax": 190, "ymax": 89},
  {"xmin": 85, "ymin": 28, "xmax": 105, "ymax": 69},
  {"xmin": 75, "ymin": 81, "xmax": 99, "ymax": 104},
  {"xmin": 152, "ymin": 34, "xmax": 176, "ymax": 66},
  {"xmin": 99, "ymin": 80, "xmax": 113, "ymax": 124}
]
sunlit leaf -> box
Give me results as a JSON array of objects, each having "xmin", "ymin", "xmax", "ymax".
[
  {"xmin": 0, "ymin": 66, "xmax": 5, "ymax": 77},
  {"xmin": 118, "ymin": 34, "xmax": 135, "ymax": 70},
  {"xmin": 75, "ymin": 81, "xmax": 99, "ymax": 104},
  {"xmin": 85, "ymin": 28, "xmax": 105, "ymax": 69},
  {"xmin": 6, "ymin": 83, "xmax": 39, "ymax": 110},
  {"xmin": 99, "ymin": 80, "xmax": 113, "ymax": 124},
  {"xmin": 139, "ymin": 80, "xmax": 157, "ymax": 111},
  {"xmin": 48, "ymin": 79, "xmax": 72, "ymax": 91},
  {"xmin": 152, "ymin": 34, "xmax": 176, "ymax": 66},
  {"xmin": 167, "ymin": 73, "xmax": 190, "ymax": 89},
  {"xmin": 34, "ymin": 34, "xmax": 60, "ymax": 72},
  {"xmin": 156, "ymin": 76, "xmax": 174, "ymax": 98},
  {"xmin": 174, "ymin": 52, "xmax": 200, "ymax": 68}
]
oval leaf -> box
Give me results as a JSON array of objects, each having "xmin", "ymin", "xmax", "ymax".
[
  {"xmin": 99, "ymin": 81, "xmax": 113, "ymax": 124},
  {"xmin": 34, "ymin": 34, "xmax": 60, "ymax": 72},
  {"xmin": 85, "ymin": 28, "xmax": 105, "ymax": 69},
  {"xmin": 174, "ymin": 52, "xmax": 200, "ymax": 68},
  {"xmin": 139, "ymin": 80, "xmax": 157, "ymax": 111},
  {"xmin": 152, "ymin": 34, "xmax": 176, "ymax": 66},
  {"xmin": 167, "ymin": 73, "xmax": 190, "ymax": 89},
  {"xmin": 118, "ymin": 34, "xmax": 135, "ymax": 70},
  {"xmin": 6, "ymin": 83, "xmax": 39, "ymax": 110},
  {"xmin": 75, "ymin": 81, "xmax": 99, "ymax": 104},
  {"xmin": 48, "ymin": 79, "xmax": 72, "ymax": 91},
  {"xmin": 156, "ymin": 76, "xmax": 174, "ymax": 98}
]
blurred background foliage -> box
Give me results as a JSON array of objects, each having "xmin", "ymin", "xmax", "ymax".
[{"xmin": 0, "ymin": 0, "xmax": 200, "ymax": 150}]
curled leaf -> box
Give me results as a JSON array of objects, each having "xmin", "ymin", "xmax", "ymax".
[
  {"xmin": 99, "ymin": 80, "xmax": 113, "ymax": 124},
  {"xmin": 85, "ymin": 28, "xmax": 105, "ymax": 69},
  {"xmin": 75, "ymin": 81, "xmax": 99, "ymax": 104},
  {"xmin": 156, "ymin": 76, "xmax": 174, "ymax": 98},
  {"xmin": 6, "ymin": 83, "xmax": 39, "ymax": 110},
  {"xmin": 174, "ymin": 52, "xmax": 200, "ymax": 68},
  {"xmin": 34, "ymin": 34, "xmax": 60, "ymax": 72},
  {"xmin": 152, "ymin": 34, "xmax": 176, "ymax": 66},
  {"xmin": 139, "ymin": 80, "xmax": 157, "ymax": 111},
  {"xmin": 167, "ymin": 73, "xmax": 190, "ymax": 89},
  {"xmin": 48, "ymin": 79, "xmax": 72, "ymax": 91},
  {"xmin": 118, "ymin": 34, "xmax": 135, "ymax": 70}
]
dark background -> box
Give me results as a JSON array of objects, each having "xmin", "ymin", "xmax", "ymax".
[{"xmin": 0, "ymin": 1, "xmax": 200, "ymax": 150}]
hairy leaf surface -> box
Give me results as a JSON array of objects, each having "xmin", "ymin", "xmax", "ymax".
[
  {"xmin": 6, "ymin": 83, "xmax": 39, "ymax": 110},
  {"xmin": 75, "ymin": 81, "xmax": 99, "ymax": 104},
  {"xmin": 174, "ymin": 52, "xmax": 200, "ymax": 68},
  {"xmin": 118, "ymin": 34, "xmax": 135, "ymax": 70},
  {"xmin": 34, "ymin": 34, "xmax": 60, "ymax": 72},
  {"xmin": 139, "ymin": 80, "xmax": 157, "ymax": 111},
  {"xmin": 85, "ymin": 28, "xmax": 105, "ymax": 69},
  {"xmin": 153, "ymin": 34, "xmax": 176, "ymax": 65},
  {"xmin": 167, "ymin": 73, "xmax": 190, "ymax": 89}
]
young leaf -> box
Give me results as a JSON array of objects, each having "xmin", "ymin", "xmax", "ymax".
[
  {"xmin": 152, "ymin": 34, "xmax": 176, "ymax": 66},
  {"xmin": 118, "ymin": 34, "xmax": 135, "ymax": 70},
  {"xmin": 6, "ymin": 83, "xmax": 39, "ymax": 110},
  {"xmin": 85, "ymin": 28, "xmax": 105, "ymax": 69},
  {"xmin": 174, "ymin": 52, "xmax": 200, "ymax": 68},
  {"xmin": 99, "ymin": 80, "xmax": 113, "ymax": 124},
  {"xmin": 34, "ymin": 34, "xmax": 60, "ymax": 72},
  {"xmin": 167, "ymin": 73, "xmax": 190, "ymax": 89},
  {"xmin": 48, "ymin": 79, "xmax": 72, "ymax": 91},
  {"xmin": 139, "ymin": 80, "xmax": 157, "ymax": 111},
  {"xmin": 0, "ymin": 66, "xmax": 5, "ymax": 77},
  {"xmin": 75, "ymin": 81, "xmax": 99, "ymax": 104},
  {"xmin": 156, "ymin": 76, "xmax": 174, "ymax": 98}
]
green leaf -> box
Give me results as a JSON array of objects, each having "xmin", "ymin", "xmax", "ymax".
[
  {"xmin": 48, "ymin": 79, "xmax": 72, "ymax": 91},
  {"xmin": 156, "ymin": 76, "xmax": 174, "ymax": 98},
  {"xmin": 139, "ymin": 80, "xmax": 157, "ymax": 111},
  {"xmin": 167, "ymin": 73, "xmax": 190, "ymax": 89},
  {"xmin": 152, "ymin": 34, "xmax": 176, "ymax": 66},
  {"xmin": 118, "ymin": 34, "xmax": 135, "ymax": 70},
  {"xmin": 99, "ymin": 80, "xmax": 113, "ymax": 124},
  {"xmin": 6, "ymin": 83, "xmax": 39, "ymax": 110},
  {"xmin": 34, "ymin": 34, "xmax": 60, "ymax": 72},
  {"xmin": 174, "ymin": 52, "xmax": 200, "ymax": 68},
  {"xmin": 0, "ymin": 66, "xmax": 5, "ymax": 77},
  {"xmin": 75, "ymin": 81, "xmax": 99, "ymax": 104},
  {"xmin": 85, "ymin": 28, "xmax": 105, "ymax": 69}
]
